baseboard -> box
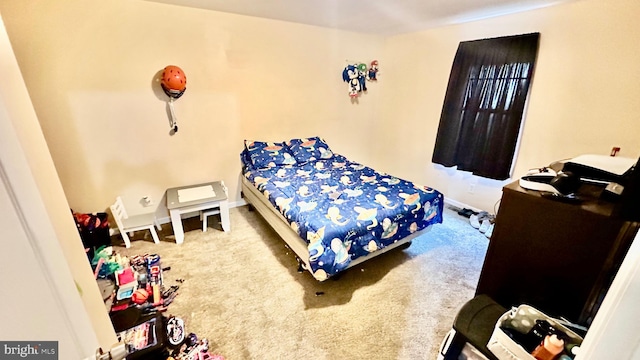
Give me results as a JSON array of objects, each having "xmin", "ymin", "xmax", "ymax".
[
  {"xmin": 443, "ymin": 197, "xmax": 483, "ymax": 214},
  {"xmin": 232, "ymin": 198, "xmax": 247, "ymax": 208}
]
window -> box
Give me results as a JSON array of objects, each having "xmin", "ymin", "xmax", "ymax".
[{"xmin": 432, "ymin": 33, "xmax": 540, "ymax": 180}]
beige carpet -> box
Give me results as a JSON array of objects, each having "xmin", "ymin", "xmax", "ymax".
[{"xmin": 112, "ymin": 205, "xmax": 490, "ymax": 359}]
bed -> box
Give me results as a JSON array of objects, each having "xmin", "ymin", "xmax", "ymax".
[{"xmin": 240, "ymin": 137, "xmax": 444, "ymax": 281}]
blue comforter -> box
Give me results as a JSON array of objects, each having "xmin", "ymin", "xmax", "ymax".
[{"xmin": 242, "ymin": 153, "xmax": 444, "ymax": 280}]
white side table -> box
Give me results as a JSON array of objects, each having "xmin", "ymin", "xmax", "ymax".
[{"xmin": 166, "ymin": 181, "xmax": 230, "ymax": 244}]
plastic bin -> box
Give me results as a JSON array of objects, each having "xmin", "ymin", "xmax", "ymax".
[{"xmin": 438, "ymin": 295, "xmax": 506, "ymax": 360}]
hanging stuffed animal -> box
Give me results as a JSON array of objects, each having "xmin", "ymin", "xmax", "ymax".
[
  {"xmin": 161, "ymin": 65, "xmax": 187, "ymax": 133},
  {"xmin": 368, "ymin": 60, "xmax": 379, "ymax": 81},
  {"xmin": 357, "ymin": 63, "xmax": 368, "ymax": 93},
  {"xmin": 342, "ymin": 64, "xmax": 361, "ymax": 98}
]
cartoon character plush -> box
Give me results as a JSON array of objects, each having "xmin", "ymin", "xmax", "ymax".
[
  {"xmin": 357, "ymin": 63, "xmax": 368, "ymax": 93},
  {"xmin": 342, "ymin": 64, "xmax": 361, "ymax": 98},
  {"xmin": 368, "ymin": 60, "xmax": 379, "ymax": 81}
]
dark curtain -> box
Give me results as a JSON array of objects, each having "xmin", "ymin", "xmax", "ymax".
[{"xmin": 432, "ymin": 33, "xmax": 540, "ymax": 180}]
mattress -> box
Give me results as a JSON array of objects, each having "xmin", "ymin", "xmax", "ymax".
[{"xmin": 241, "ymin": 146, "xmax": 444, "ymax": 281}]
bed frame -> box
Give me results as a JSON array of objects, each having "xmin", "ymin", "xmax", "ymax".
[{"xmin": 241, "ymin": 176, "xmax": 432, "ymax": 278}]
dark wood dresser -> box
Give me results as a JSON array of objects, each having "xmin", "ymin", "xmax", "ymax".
[{"xmin": 475, "ymin": 181, "xmax": 639, "ymax": 326}]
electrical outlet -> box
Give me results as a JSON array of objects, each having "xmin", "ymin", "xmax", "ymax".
[
  {"xmin": 468, "ymin": 184, "xmax": 476, "ymax": 194},
  {"xmin": 142, "ymin": 196, "xmax": 153, "ymax": 207}
]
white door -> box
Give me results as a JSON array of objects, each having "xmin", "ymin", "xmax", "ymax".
[{"xmin": 0, "ymin": 14, "xmax": 106, "ymax": 359}]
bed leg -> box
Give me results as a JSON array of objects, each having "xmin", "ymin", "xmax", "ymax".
[
  {"xmin": 398, "ymin": 241, "xmax": 412, "ymax": 250},
  {"xmin": 330, "ymin": 272, "xmax": 343, "ymax": 281},
  {"xmin": 240, "ymin": 191, "xmax": 254, "ymax": 211},
  {"xmin": 296, "ymin": 258, "xmax": 306, "ymax": 273}
]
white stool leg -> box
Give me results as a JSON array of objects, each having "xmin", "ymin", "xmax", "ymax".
[
  {"xmin": 150, "ymin": 227, "xmax": 160, "ymax": 244},
  {"xmin": 202, "ymin": 212, "xmax": 208, "ymax": 232},
  {"xmin": 121, "ymin": 231, "xmax": 132, "ymax": 248},
  {"xmin": 220, "ymin": 200, "xmax": 230, "ymax": 232}
]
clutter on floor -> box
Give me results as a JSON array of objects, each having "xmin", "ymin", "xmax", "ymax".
[
  {"xmin": 91, "ymin": 246, "xmax": 225, "ymax": 360},
  {"xmin": 438, "ymin": 295, "xmax": 585, "ymax": 360},
  {"xmin": 456, "ymin": 208, "xmax": 478, "ymax": 218},
  {"xmin": 73, "ymin": 210, "xmax": 111, "ymax": 260},
  {"xmin": 453, "ymin": 207, "xmax": 496, "ymax": 238},
  {"xmin": 469, "ymin": 211, "xmax": 495, "ymax": 238}
]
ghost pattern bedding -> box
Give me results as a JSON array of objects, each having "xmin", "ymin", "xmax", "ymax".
[{"xmin": 241, "ymin": 137, "xmax": 444, "ymax": 281}]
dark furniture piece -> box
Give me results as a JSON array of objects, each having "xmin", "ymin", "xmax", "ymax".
[{"xmin": 475, "ymin": 181, "xmax": 639, "ymax": 326}]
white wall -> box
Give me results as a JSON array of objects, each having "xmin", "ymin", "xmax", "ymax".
[
  {"xmin": 0, "ymin": 0, "xmax": 385, "ymax": 220},
  {"xmin": 6, "ymin": 0, "xmax": 639, "ymax": 216},
  {"xmin": 0, "ymin": 13, "xmax": 116, "ymax": 355},
  {"xmin": 377, "ymin": 0, "xmax": 640, "ymax": 212}
]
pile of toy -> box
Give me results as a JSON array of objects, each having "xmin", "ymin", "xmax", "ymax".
[
  {"xmin": 166, "ymin": 328, "xmax": 225, "ymax": 360},
  {"xmin": 92, "ymin": 247, "xmax": 176, "ymax": 313},
  {"xmin": 92, "ymin": 247, "xmax": 225, "ymax": 360},
  {"xmin": 112, "ymin": 253, "xmax": 173, "ymax": 312}
]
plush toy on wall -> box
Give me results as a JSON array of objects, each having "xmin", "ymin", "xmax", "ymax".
[
  {"xmin": 342, "ymin": 60, "xmax": 379, "ymax": 99},
  {"xmin": 357, "ymin": 63, "xmax": 368, "ymax": 93},
  {"xmin": 368, "ymin": 60, "xmax": 379, "ymax": 81},
  {"xmin": 342, "ymin": 64, "xmax": 361, "ymax": 98},
  {"xmin": 161, "ymin": 65, "xmax": 187, "ymax": 133}
]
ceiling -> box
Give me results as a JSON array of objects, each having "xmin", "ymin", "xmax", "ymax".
[{"xmin": 146, "ymin": 0, "xmax": 572, "ymax": 35}]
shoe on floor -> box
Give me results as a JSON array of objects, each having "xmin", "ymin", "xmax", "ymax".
[
  {"xmin": 484, "ymin": 223, "xmax": 494, "ymax": 238},
  {"xmin": 470, "ymin": 214, "xmax": 481, "ymax": 229},
  {"xmin": 479, "ymin": 219, "xmax": 491, "ymax": 233},
  {"xmin": 470, "ymin": 211, "xmax": 490, "ymax": 229},
  {"xmin": 457, "ymin": 208, "xmax": 478, "ymax": 218}
]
